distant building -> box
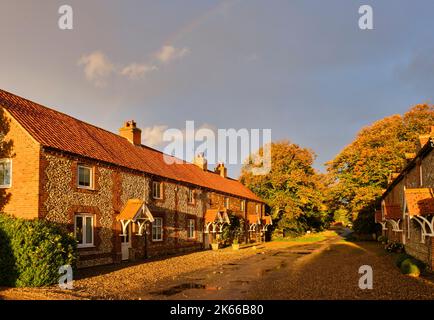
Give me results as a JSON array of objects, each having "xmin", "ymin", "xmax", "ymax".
[
  {"xmin": 0, "ymin": 89, "xmax": 270, "ymax": 268},
  {"xmin": 376, "ymin": 128, "xmax": 434, "ymax": 270}
]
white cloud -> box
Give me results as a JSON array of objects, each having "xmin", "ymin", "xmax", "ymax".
[
  {"xmin": 156, "ymin": 45, "xmax": 190, "ymax": 64},
  {"xmin": 142, "ymin": 125, "xmax": 169, "ymax": 147},
  {"xmin": 78, "ymin": 45, "xmax": 190, "ymax": 87},
  {"xmin": 77, "ymin": 51, "xmax": 114, "ymax": 87},
  {"xmin": 120, "ymin": 63, "xmax": 158, "ymax": 80}
]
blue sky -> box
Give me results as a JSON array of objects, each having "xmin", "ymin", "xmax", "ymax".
[{"xmin": 1, "ymin": 0, "xmax": 434, "ymax": 177}]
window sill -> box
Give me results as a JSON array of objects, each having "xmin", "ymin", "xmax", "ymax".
[
  {"xmin": 77, "ymin": 245, "xmax": 96, "ymax": 249},
  {"xmin": 0, "ymin": 185, "xmax": 11, "ymax": 189},
  {"xmin": 77, "ymin": 186, "xmax": 95, "ymax": 190}
]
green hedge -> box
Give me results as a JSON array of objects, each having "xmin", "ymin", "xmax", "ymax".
[{"xmin": 0, "ymin": 214, "xmax": 77, "ymax": 287}]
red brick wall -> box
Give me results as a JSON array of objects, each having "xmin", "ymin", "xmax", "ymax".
[{"xmin": 1, "ymin": 111, "xmax": 40, "ymax": 219}]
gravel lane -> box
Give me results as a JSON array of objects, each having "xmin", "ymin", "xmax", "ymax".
[
  {"xmin": 249, "ymin": 240, "xmax": 434, "ymax": 300},
  {"xmin": 2, "ymin": 231, "xmax": 434, "ymax": 300}
]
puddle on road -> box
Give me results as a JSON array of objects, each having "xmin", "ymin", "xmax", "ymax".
[
  {"xmin": 261, "ymin": 261, "xmax": 288, "ymax": 275},
  {"xmin": 272, "ymin": 250, "xmax": 313, "ymax": 257},
  {"xmin": 150, "ymin": 283, "xmax": 205, "ymax": 296},
  {"xmin": 289, "ymin": 251, "xmax": 312, "ymax": 255},
  {"xmin": 150, "ymin": 283, "xmax": 221, "ymax": 296}
]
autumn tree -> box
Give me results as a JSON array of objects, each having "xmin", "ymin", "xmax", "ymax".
[
  {"xmin": 326, "ymin": 104, "xmax": 434, "ymax": 232},
  {"xmin": 0, "ymin": 107, "xmax": 13, "ymax": 210},
  {"xmin": 240, "ymin": 141, "xmax": 329, "ymax": 237}
]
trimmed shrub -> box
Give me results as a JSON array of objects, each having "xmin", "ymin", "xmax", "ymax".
[
  {"xmin": 395, "ymin": 253, "xmax": 412, "ymax": 268},
  {"xmin": 0, "ymin": 214, "xmax": 77, "ymax": 287},
  {"xmin": 400, "ymin": 258, "xmax": 421, "ymax": 277}
]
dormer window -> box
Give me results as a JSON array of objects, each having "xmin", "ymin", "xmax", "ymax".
[
  {"xmin": 0, "ymin": 159, "xmax": 12, "ymax": 188},
  {"xmin": 153, "ymin": 181, "xmax": 163, "ymax": 199},
  {"xmin": 78, "ymin": 165, "xmax": 93, "ymax": 189}
]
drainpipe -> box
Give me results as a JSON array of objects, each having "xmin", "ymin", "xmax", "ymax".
[{"xmin": 143, "ymin": 175, "xmax": 148, "ymax": 259}]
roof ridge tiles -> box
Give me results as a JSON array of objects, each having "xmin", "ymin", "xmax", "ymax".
[{"xmin": 0, "ymin": 89, "xmax": 262, "ymax": 202}]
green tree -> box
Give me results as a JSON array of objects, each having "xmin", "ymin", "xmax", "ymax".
[{"xmin": 240, "ymin": 141, "xmax": 329, "ymax": 237}]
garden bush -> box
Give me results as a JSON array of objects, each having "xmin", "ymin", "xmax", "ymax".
[
  {"xmin": 0, "ymin": 214, "xmax": 77, "ymax": 287},
  {"xmin": 400, "ymin": 258, "xmax": 421, "ymax": 277}
]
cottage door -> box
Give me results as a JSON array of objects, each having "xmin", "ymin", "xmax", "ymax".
[{"xmin": 121, "ymin": 223, "xmax": 132, "ymax": 260}]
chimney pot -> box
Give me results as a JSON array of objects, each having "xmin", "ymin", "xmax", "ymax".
[
  {"xmin": 215, "ymin": 162, "xmax": 227, "ymax": 178},
  {"xmin": 119, "ymin": 120, "xmax": 141, "ymax": 145},
  {"xmin": 193, "ymin": 153, "xmax": 207, "ymax": 171}
]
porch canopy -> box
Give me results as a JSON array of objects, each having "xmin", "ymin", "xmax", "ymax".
[
  {"xmin": 374, "ymin": 209, "xmax": 389, "ymax": 231},
  {"xmin": 116, "ymin": 199, "xmax": 154, "ymax": 236},
  {"xmin": 248, "ymin": 214, "xmax": 261, "ymax": 231},
  {"xmin": 405, "ymin": 188, "xmax": 434, "ymax": 242},
  {"xmin": 405, "ymin": 188, "xmax": 434, "ymax": 217},
  {"xmin": 261, "ymin": 215, "xmax": 273, "ymax": 231},
  {"xmin": 204, "ymin": 208, "xmax": 230, "ymax": 233},
  {"xmin": 383, "ymin": 204, "xmax": 402, "ymax": 220},
  {"xmin": 382, "ymin": 203, "xmax": 403, "ymax": 232}
]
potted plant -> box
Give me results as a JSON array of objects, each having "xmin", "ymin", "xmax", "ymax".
[
  {"xmin": 211, "ymin": 239, "xmax": 220, "ymax": 250},
  {"xmin": 232, "ymin": 239, "xmax": 240, "ymax": 250}
]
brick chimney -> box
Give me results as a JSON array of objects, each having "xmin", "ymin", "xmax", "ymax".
[
  {"xmin": 119, "ymin": 120, "xmax": 142, "ymax": 145},
  {"xmin": 215, "ymin": 162, "xmax": 227, "ymax": 178},
  {"xmin": 193, "ymin": 153, "xmax": 207, "ymax": 171}
]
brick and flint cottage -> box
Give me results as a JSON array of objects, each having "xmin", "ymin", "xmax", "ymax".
[
  {"xmin": 376, "ymin": 127, "xmax": 434, "ymax": 270},
  {"xmin": 0, "ymin": 90, "xmax": 271, "ymax": 268}
]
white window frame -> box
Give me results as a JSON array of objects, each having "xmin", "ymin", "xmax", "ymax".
[
  {"xmin": 74, "ymin": 214, "xmax": 94, "ymax": 248},
  {"xmin": 153, "ymin": 181, "xmax": 163, "ymax": 199},
  {"xmin": 187, "ymin": 188, "xmax": 195, "ymax": 204},
  {"xmin": 256, "ymin": 204, "xmax": 260, "ymax": 214},
  {"xmin": 187, "ymin": 219, "xmax": 195, "ymax": 239},
  {"xmin": 77, "ymin": 165, "xmax": 94, "ymax": 189},
  {"xmin": 152, "ymin": 217, "xmax": 163, "ymax": 242},
  {"xmin": 225, "ymin": 197, "xmax": 230, "ymax": 209},
  {"xmin": 241, "ymin": 200, "xmax": 246, "ymax": 212},
  {"xmin": 0, "ymin": 158, "xmax": 12, "ymax": 188}
]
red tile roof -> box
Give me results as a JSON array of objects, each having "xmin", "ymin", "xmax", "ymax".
[
  {"xmin": 0, "ymin": 89, "xmax": 263, "ymax": 202},
  {"xmin": 405, "ymin": 188, "xmax": 434, "ymax": 216}
]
